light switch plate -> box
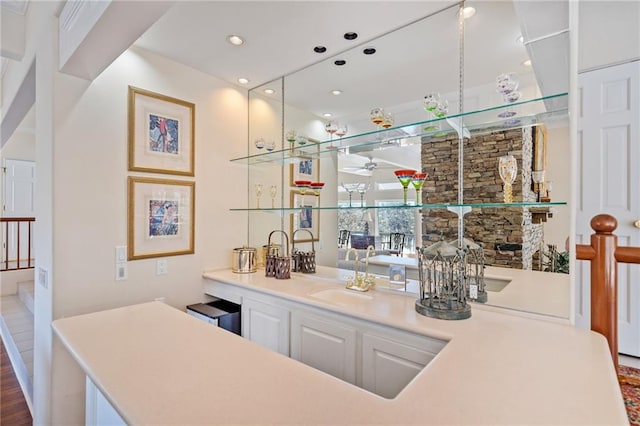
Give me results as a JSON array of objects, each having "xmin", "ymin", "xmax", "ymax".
[
  {"xmin": 115, "ymin": 246, "xmax": 127, "ymax": 262},
  {"xmin": 469, "ymin": 284, "xmax": 478, "ymax": 299}
]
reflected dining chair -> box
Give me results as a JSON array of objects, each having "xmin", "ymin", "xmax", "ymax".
[
  {"xmin": 338, "ymin": 230, "xmax": 351, "ymax": 248},
  {"xmin": 387, "ymin": 232, "xmax": 406, "ymax": 256}
]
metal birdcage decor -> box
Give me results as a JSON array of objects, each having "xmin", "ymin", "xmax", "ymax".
[
  {"xmin": 265, "ymin": 230, "xmax": 291, "ymax": 279},
  {"xmin": 292, "ymin": 229, "xmax": 316, "ymax": 274},
  {"xmin": 453, "ymin": 238, "xmax": 487, "ymax": 304},
  {"xmin": 416, "ymin": 240, "xmax": 471, "ymax": 320}
]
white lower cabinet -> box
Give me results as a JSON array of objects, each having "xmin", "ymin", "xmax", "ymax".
[
  {"xmin": 362, "ymin": 331, "xmax": 445, "ymax": 399},
  {"xmin": 290, "ymin": 311, "xmax": 357, "ymax": 384},
  {"xmin": 242, "ymin": 297, "xmax": 290, "ymax": 356}
]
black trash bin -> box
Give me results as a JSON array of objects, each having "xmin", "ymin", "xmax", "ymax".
[{"xmin": 186, "ymin": 300, "xmax": 241, "ymax": 335}]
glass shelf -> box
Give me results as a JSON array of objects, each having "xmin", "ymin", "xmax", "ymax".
[
  {"xmin": 232, "ymin": 92, "xmax": 568, "ymax": 165},
  {"xmin": 231, "ymin": 201, "xmax": 567, "ymax": 212}
]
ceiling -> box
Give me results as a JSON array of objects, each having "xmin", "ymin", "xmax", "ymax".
[{"xmin": 134, "ymin": 1, "xmax": 568, "ymax": 176}]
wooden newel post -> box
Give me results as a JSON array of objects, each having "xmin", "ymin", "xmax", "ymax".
[{"xmin": 576, "ymin": 214, "xmax": 619, "ymax": 370}]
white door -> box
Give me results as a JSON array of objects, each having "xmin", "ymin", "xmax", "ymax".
[
  {"xmin": 2, "ymin": 159, "xmax": 35, "ymax": 266},
  {"xmin": 576, "ymin": 61, "xmax": 640, "ymax": 356}
]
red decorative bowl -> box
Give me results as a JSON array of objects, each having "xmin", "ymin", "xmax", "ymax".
[{"xmin": 294, "ymin": 180, "xmax": 311, "ymax": 187}]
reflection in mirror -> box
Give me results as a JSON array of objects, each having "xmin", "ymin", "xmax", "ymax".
[{"xmin": 247, "ymin": 0, "xmax": 571, "ymax": 319}]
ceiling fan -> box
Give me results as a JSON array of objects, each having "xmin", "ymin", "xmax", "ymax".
[{"xmin": 341, "ymin": 156, "xmax": 379, "ymax": 176}]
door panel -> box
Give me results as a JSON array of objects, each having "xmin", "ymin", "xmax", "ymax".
[{"xmin": 577, "ymin": 61, "xmax": 640, "ymax": 355}]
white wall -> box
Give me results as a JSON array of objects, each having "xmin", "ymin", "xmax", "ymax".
[
  {"xmin": 42, "ymin": 45, "xmax": 247, "ymax": 423},
  {"xmin": 543, "ymin": 126, "xmax": 571, "ymax": 250},
  {"xmin": 579, "ymin": 1, "xmax": 640, "ymax": 72}
]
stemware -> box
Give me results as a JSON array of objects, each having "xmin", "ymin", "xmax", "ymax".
[
  {"xmin": 357, "ymin": 183, "xmax": 370, "ymax": 204},
  {"xmin": 394, "ymin": 169, "xmax": 417, "ymax": 205},
  {"xmin": 411, "ymin": 172, "xmax": 428, "ymax": 205},
  {"xmin": 254, "ymin": 138, "xmax": 265, "ymax": 150},
  {"xmin": 381, "ymin": 113, "xmax": 394, "ymax": 129},
  {"xmin": 297, "ymin": 135, "xmax": 308, "ymax": 146},
  {"xmin": 325, "ymin": 120, "xmax": 338, "ymax": 149},
  {"xmin": 336, "ymin": 124, "xmax": 348, "ymax": 139},
  {"xmin": 269, "ymin": 185, "xmax": 277, "ymax": 208},
  {"xmin": 370, "ymin": 108, "xmax": 385, "ymax": 127},
  {"xmin": 310, "ymin": 182, "xmax": 325, "ymax": 196},
  {"xmin": 498, "ymin": 155, "xmax": 518, "ymax": 203},
  {"xmin": 496, "ymin": 73, "xmax": 520, "ymax": 118},
  {"xmin": 265, "ymin": 141, "xmax": 276, "ymax": 151},
  {"xmin": 285, "ymin": 130, "xmax": 297, "ymax": 145},
  {"xmin": 255, "ymin": 183, "xmax": 263, "ymax": 209},
  {"xmin": 341, "ymin": 182, "xmax": 358, "ymax": 207},
  {"xmin": 423, "ymin": 93, "xmax": 441, "ymax": 131},
  {"xmin": 531, "ymin": 170, "xmax": 546, "ymax": 202}
]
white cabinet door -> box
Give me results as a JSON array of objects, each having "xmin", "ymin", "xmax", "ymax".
[
  {"xmin": 362, "ymin": 333, "xmax": 442, "ymax": 399},
  {"xmin": 577, "ymin": 61, "xmax": 640, "ymax": 355},
  {"xmin": 290, "ymin": 311, "xmax": 357, "ymax": 384},
  {"xmin": 242, "ymin": 297, "xmax": 290, "ymax": 356}
]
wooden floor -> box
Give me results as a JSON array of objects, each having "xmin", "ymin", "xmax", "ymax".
[{"xmin": 1, "ymin": 338, "xmax": 32, "ymax": 425}]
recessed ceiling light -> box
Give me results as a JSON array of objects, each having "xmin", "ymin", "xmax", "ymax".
[
  {"xmin": 323, "ymin": 113, "xmax": 333, "ymax": 117},
  {"xmin": 363, "ymin": 47, "xmax": 376, "ymax": 55},
  {"xmin": 334, "ymin": 60, "xmax": 346, "ymax": 66},
  {"xmin": 522, "ymin": 59, "xmax": 532, "ymax": 67},
  {"xmin": 331, "ymin": 90, "xmax": 342, "ymax": 96},
  {"xmin": 462, "ymin": 6, "xmax": 476, "ymax": 19},
  {"xmin": 227, "ymin": 35, "xmax": 245, "ymax": 46},
  {"xmin": 314, "ymin": 46, "xmax": 327, "ymax": 53},
  {"xmin": 238, "ymin": 77, "xmax": 249, "ymax": 84},
  {"xmin": 516, "ymin": 35, "xmax": 524, "ymax": 44},
  {"xmin": 344, "ymin": 32, "xmax": 358, "ymax": 41},
  {"xmin": 264, "ymin": 88, "xmax": 275, "ymax": 94}
]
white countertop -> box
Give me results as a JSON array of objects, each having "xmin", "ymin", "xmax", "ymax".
[
  {"xmin": 52, "ymin": 267, "xmax": 626, "ymax": 425},
  {"xmin": 367, "ymin": 255, "xmax": 571, "ymax": 319}
]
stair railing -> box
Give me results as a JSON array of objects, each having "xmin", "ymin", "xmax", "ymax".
[
  {"xmin": 576, "ymin": 214, "xmax": 640, "ymax": 371},
  {"xmin": 0, "ymin": 217, "xmax": 35, "ymax": 271}
]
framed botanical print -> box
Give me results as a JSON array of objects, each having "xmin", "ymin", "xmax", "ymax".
[
  {"xmin": 289, "ymin": 190, "xmax": 319, "ymax": 242},
  {"xmin": 128, "ymin": 177, "xmax": 195, "ymax": 260},
  {"xmin": 128, "ymin": 86, "xmax": 195, "ymax": 176}
]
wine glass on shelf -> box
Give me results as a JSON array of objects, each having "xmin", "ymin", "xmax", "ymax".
[
  {"xmin": 269, "ymin": 185, "xmax": 277, "ymax": 208},
  {"xmin": 254, "ymin": 138, "xmax": 265, "ymax": 150},
  {"xmin": 423, "ymin": 93, "xmax": 441, "ymax": 131},
  {"xmin": 411, "ymin": 172, "xmax": 428, "ymax": 205},
  {"xmin": 496, "ymin": 73, "xmax": 520, "ymax": 118},
  {"xmin": 294, "ymin": 179, "xmax": 309, "ymax": 200},
  {"xmin": 394, "ymin": 169, "xmax": 417, "ymax": 205},
  {"xmin": 381, "ymin": 113, "xmax": 394, "ymax": 129},
  {"xmin": 498, "ymin": 155, "xmax": 518, "ymax": 203},
  {"xmin": 370, "ymin": 108, "xmax": 385, "ymax": 128},
  {"xmin": 325, "ymin": 120, "xmax": 338, "ymax": 149},
  {"xmin": 335, "ymin": 124, "xmax": 348, "ymax": 147},
  {"xmin": 265, "ymin": 141, "xmax": 275, "ymax": 151},
  {"xmin": 285, "ymin": 130, "xmax": 297, "ymax": 146},
  {"xmin": 310, "ymin": 182, "xmax": 325, "ymax": 196},
  {"xmin": 341, "ymin": 182, "xmax": 357, "ymax": 207},
  {"xmin": 357, "ymin": 183, "xmax": 370, "ymax": 204},
  {"xmin": 255, "ymin": 183, "xmax": 263, "ymax": 209}
]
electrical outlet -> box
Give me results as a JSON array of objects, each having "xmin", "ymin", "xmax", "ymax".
[
  {"xmin": 115, "ymin": 263, "xmax": 127, "ymax": 281},
  {"xmin": 156, "ymin": 259, "xmax": 168, "ymax": 275}
]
